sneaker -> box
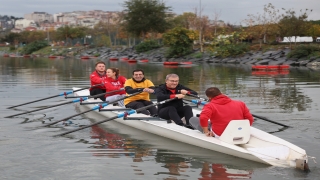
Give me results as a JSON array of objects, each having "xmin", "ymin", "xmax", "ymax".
[{"xmin": 184, "ymin": 124, "xmax": 195, "ymax": 130}]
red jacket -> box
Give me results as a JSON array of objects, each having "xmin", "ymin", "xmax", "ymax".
[
  {"xmin": 104, "ymin": 76, "xmax": 126, "ymax": 97},
  {"xmin": 90, "ymin": 71, "xmax": 107, "ymax": 90},
  {"xmin": 199, "ymin": 94, "xmax": 253, "ymax": 136}
]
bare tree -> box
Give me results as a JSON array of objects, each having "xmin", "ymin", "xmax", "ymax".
[
  {"xmin": 245, "ymin": 3, "xmax": 281, "ymax": 44},
  {"xmin": 212, "ymin": 10, "xmax": 222, "ymax": 37}
]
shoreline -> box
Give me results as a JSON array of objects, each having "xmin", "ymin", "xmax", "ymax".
[{"xmin": 1, "ymin": 46, "xmax": 320, "ymax": 70}]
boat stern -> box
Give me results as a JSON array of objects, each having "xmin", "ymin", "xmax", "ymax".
[{"xmin": 296, "ymin": 158, "xmax": 310, "ymax": 172}]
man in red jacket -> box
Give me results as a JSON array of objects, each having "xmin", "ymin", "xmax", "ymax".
[
  {"xmin": 90, "ymin": 61, "xmax": 107, "ymax": 101},
  {"xmin": 190, "ymin": 87, "xmax": 253, "ymax": 137}
]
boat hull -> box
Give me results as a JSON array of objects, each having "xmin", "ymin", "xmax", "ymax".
[{"xmin": 73, "ymin": 88, "xmax": 308, "ymax": 169}]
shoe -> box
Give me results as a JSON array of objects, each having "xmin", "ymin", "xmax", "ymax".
[{"xmin": 184, "ymin": 124, "xmax": 194, "ymax": 130}]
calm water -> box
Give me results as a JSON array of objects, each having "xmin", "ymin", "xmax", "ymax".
[{"xmin": 0, "ymin": 57, "xmax": 319, "ymax": 180}]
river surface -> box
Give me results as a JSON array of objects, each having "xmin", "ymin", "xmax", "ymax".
[{"xmin": 0, "ymin": 57, "xmax": 319, "ymax": 180}]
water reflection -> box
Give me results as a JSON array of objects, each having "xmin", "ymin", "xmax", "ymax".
[
  {"xmin": 198, "ymin": 162, "xmax": 252, "ymax": 180},
  {"xmin": 89, "ymin": 123, "xmax": 254, "ymax": 180}
]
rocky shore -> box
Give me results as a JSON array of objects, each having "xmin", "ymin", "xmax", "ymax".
[
  {"xmin": 1, "ymin": 46, "xmax": 320, "ymax": 69},
  {"xmin": 76, "ymin": 47, "xmax": 320, "ymax": 69}
]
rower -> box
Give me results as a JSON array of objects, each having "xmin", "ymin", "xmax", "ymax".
[
  {"xmin": 89, "ymin": 61, "xmax": 107, "ymax": 101},
  {"xmin": 155, "ymin": 74, "xmax": 198, "ymax": 129},
  {"xmin": 189, "ymin": 87, "xmax": 254, "ymax": 141}
]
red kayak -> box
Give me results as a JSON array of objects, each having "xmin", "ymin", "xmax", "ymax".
[
  {"xmin": 127, "ymin": 59, "xmax": 137, "ymax": 63},
  {"xmin": 109, "ymin": 57, "xmax": 119, "ymax": 61},
  {"xmin": 163, "ymin": 61, "xmax": 192, "ymax": 65}
]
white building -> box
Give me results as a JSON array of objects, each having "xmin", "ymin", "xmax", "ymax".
[
  {"xmin": 281, "ymin": 36, "xmax": 313, "ymax": 43},
  {"xmin": 15, "ymin": 19, "xmax": 36, "ymax": 29},
  {"xmin": 24, "ymin": 12, "xmax": 53, "ymax": 23}
]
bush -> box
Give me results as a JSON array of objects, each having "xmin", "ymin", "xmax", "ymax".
[
  {"xmin": 287, "ymin": 44, "xmax": 320, "ymax": 59},
  {"xmin": 21, "ymin": 41, "xmax": 48, "ymax": 55},
  {"xmin": 9, "ymin": 46, "xmax": 16, "ymax": 51},
  {"xmin": 135, "ymin": 40, "xmax": 161, "ymax": 53},
  {"xmin": 162, "ymin": 27, "xmax": 196, "ymax": 57},
  {"xmin": 213, "ymin": 43, "xmax": 250, "ymax": 58}
]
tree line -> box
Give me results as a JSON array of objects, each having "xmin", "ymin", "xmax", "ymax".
[{"xmin": 1, "ymin": 1, "xmax": 320, "ymax": 56}]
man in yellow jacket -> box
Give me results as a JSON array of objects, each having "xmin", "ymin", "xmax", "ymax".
[{"xmin": 124, "ymin": 69, "xmax": 157, "ymax": 116}]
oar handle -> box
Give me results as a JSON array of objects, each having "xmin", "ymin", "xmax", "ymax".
[{"xmin": 186, "ymin": 94, "xmax": 208, "ymax": 101}]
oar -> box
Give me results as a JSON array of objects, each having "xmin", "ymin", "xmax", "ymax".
[
  {"xmin": 7, "ymin": 84, "xmax": 103, "ymax": 109},
  {"xmin": 43, "ymin": 91, "xmax": 142, "ymax": 127},
  {"xmin": 185, "ymin": 94, "xmax": 290, "ymax": 128},
  {"xmin": 54, "ymin": 98, "xmax": 178, "ymax": 136},
  {"xmin": 4, "ymin": 88, "xmax": 122, "ymax": 118}
]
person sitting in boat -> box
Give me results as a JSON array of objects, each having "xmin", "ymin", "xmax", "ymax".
[
  {"xmin": 124, "ymin": 69, "xmax": 157, "ymax": 116},
  {"xmin": 155, "ymin": 74, "xmax": 198, "ymax": 129},
  {"xmin": 90, "ymin": 61, "xmax": 107, "ymax": 101},
  {"xmin": 189, "ymin": 87, "xmax": 254, "ymax": 137},
  {"xmin": 104, "ymin": 67, "xmax": 127, "ymax": 107}
]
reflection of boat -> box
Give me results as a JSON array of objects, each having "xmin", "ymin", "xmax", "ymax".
[
  {"xmin": 198, "ymin": 162, "xmax": 252, "ymax": 180},
  {"xmin": 252, "ymin": 65, "xmax": 290, "ymax": 70},
  {"xmin": 87, "ymin": 118, "xmax": 256, "ymax": 178},
  {"xmin": 252, "ymin": 70, "xmax": 289, "ymax": 76},
  {"xmin": 73, "ymin": 88, "xmax": 309, "ymax": 170}
]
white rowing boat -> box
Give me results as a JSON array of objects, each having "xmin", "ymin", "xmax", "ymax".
[{"xmin": 73, "ymin": 88, "xmax": 309, "ymax": 170}]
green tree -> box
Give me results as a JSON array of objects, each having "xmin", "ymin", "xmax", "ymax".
[
  {"xmin": 94, "ymin": 34, "xmax": 112, "ymax": 47},
  {"xmin": 122, "ymin": 0, "xmax": 171, "ymax": 39},
  {"xmin": 56, "ymin": 26, "xmax": 87, "ymax": 46},
  {"xmin": 169, "ymin": 12, "xmax": 197, "ymax": 29},
  {"xmin": 0, "ymin": 32, "xmax": 21, "ymax": 44},
  {"xmin": 163, "ymin": 27, "xmax": 196, "ymax": 57}
]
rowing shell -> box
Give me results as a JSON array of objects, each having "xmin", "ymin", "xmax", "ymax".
[{"xmin": 73, "ymin": 88, "xmax": 308, "ymax": 170}]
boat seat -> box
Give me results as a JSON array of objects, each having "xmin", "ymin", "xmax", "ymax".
[{"xmin": 219, "ymin": 120, "xmax": 250, "ymax": 145}]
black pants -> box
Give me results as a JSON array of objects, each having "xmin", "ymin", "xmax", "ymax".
[
  {"xmin": 125, "ymin": 100, "xmax": 157, "ymax": 116},
  {"xmin": 158, "ymin": 105, "xmax": 193, "ymax": 126},
  {"xmin": 90, "ymin": 88, "xmax": 106, "ymax": 101}
]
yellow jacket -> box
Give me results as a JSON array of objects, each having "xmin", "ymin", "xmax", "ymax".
[{"xmin": 124, "ymin": 78, "xmax": 155, "ymax": 105}]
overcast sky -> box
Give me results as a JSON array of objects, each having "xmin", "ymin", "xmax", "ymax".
[{"xmin": 1, "ymin": 0, "xmax": 320, "ymax": 24}]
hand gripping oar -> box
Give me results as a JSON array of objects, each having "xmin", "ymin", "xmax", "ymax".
[
  {"xmin": 43, "ymin": 91, "xmax": 143, "ymax": 127},
  {"xmin": 54, "ymin": 97, "xmax": 177, "ymax": 136},
  {"xmin": 4, "ymin": 88, "xmax": 122, "ymax": 118},
  {"xmin": 185, "ymin": 94, "xmax": 290, "ymax": 128},
  {"xmin": 7, "ymin": 84, "xmax": 103, "ymax": 109}
]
